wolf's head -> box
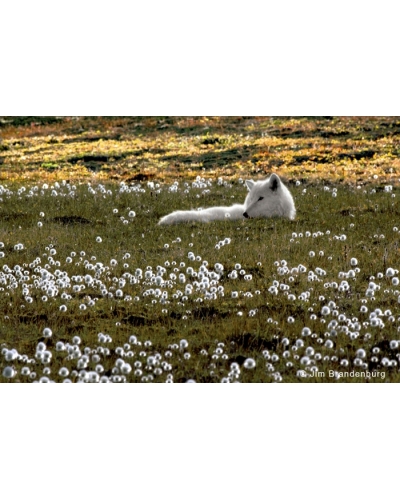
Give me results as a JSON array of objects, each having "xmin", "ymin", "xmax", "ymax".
[{"xmin": 242, "ymin": 173, "xmax": 296, "ymax": 220}]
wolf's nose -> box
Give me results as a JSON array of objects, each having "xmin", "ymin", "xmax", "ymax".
[{"xmin": 243, "ymin": 212, "xmax": 249, "ymax": 218}]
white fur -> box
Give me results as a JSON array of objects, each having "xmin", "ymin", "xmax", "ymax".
[{"xmin": 158, "ymin": 173, "xmax": 296, "ymax": 225}]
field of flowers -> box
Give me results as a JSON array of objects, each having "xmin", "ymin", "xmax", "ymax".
[{"xmin": 1, "ymin": 116, "xmax": 400, "ymax": 382}]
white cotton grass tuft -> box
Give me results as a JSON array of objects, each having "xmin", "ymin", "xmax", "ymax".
[
  {"xmin": 356, "ymin": 349, "xmax": 366, "ymax": 359},
  {"xmin": 43, "ymin": 327, "xmax": 52, "ymax": 338},
  {"xmin": 386, "ymin": 268, "xmax": 396, "ymax": 278},
  {"xmin": 321, "ymin": 306, "xmax": 330, "ymax": 316},
  {"xmin": 59, "ymin": 367, "xmax": 69, "ymax": 377},
  {"xmin": 179, "ymin": 339, "xmax": 189, "ymax": 350},
  {"xmin": 243, "ymin": 358, "xmax": 256, "ymax": 369},
  {"xmin": 3, "ymin": 366, "xmax": 16, "ymax": 378}
]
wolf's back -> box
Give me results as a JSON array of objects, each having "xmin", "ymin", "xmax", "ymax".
[{"xmin": 159, "ymin": 205, "xmax": 245, "ymax": 225}]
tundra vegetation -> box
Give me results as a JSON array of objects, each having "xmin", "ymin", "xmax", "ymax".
[{"xmin": 1, "ymin": 116, "xmax": 400, "ymax": 383}]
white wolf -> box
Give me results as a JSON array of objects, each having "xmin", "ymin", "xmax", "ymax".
[{"xmin": 158, "ymin": 173, "xmax": 296, "ymax": 225}]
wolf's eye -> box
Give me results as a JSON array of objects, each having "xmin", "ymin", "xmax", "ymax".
[{"xmin": 258, "ymin": 197, "xmax": 264, "ymax": 201}]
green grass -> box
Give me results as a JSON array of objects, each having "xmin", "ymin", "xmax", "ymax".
[{"xmin": 1, "ymin": 177, "xmax": 400, "ymax": 382}]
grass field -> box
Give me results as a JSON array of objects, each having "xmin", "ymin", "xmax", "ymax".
[{"xmin": 1, "ymin": 116, "xmax": 400, "ymax": 383}]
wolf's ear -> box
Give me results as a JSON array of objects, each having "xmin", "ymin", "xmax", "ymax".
[
  {"xmin": 245, "ymin": 180, "xmax": 255, "ymax": 191},
  {"xmin": 269, "ymin": 173, "xmax": 281, "ymax": 191}
]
